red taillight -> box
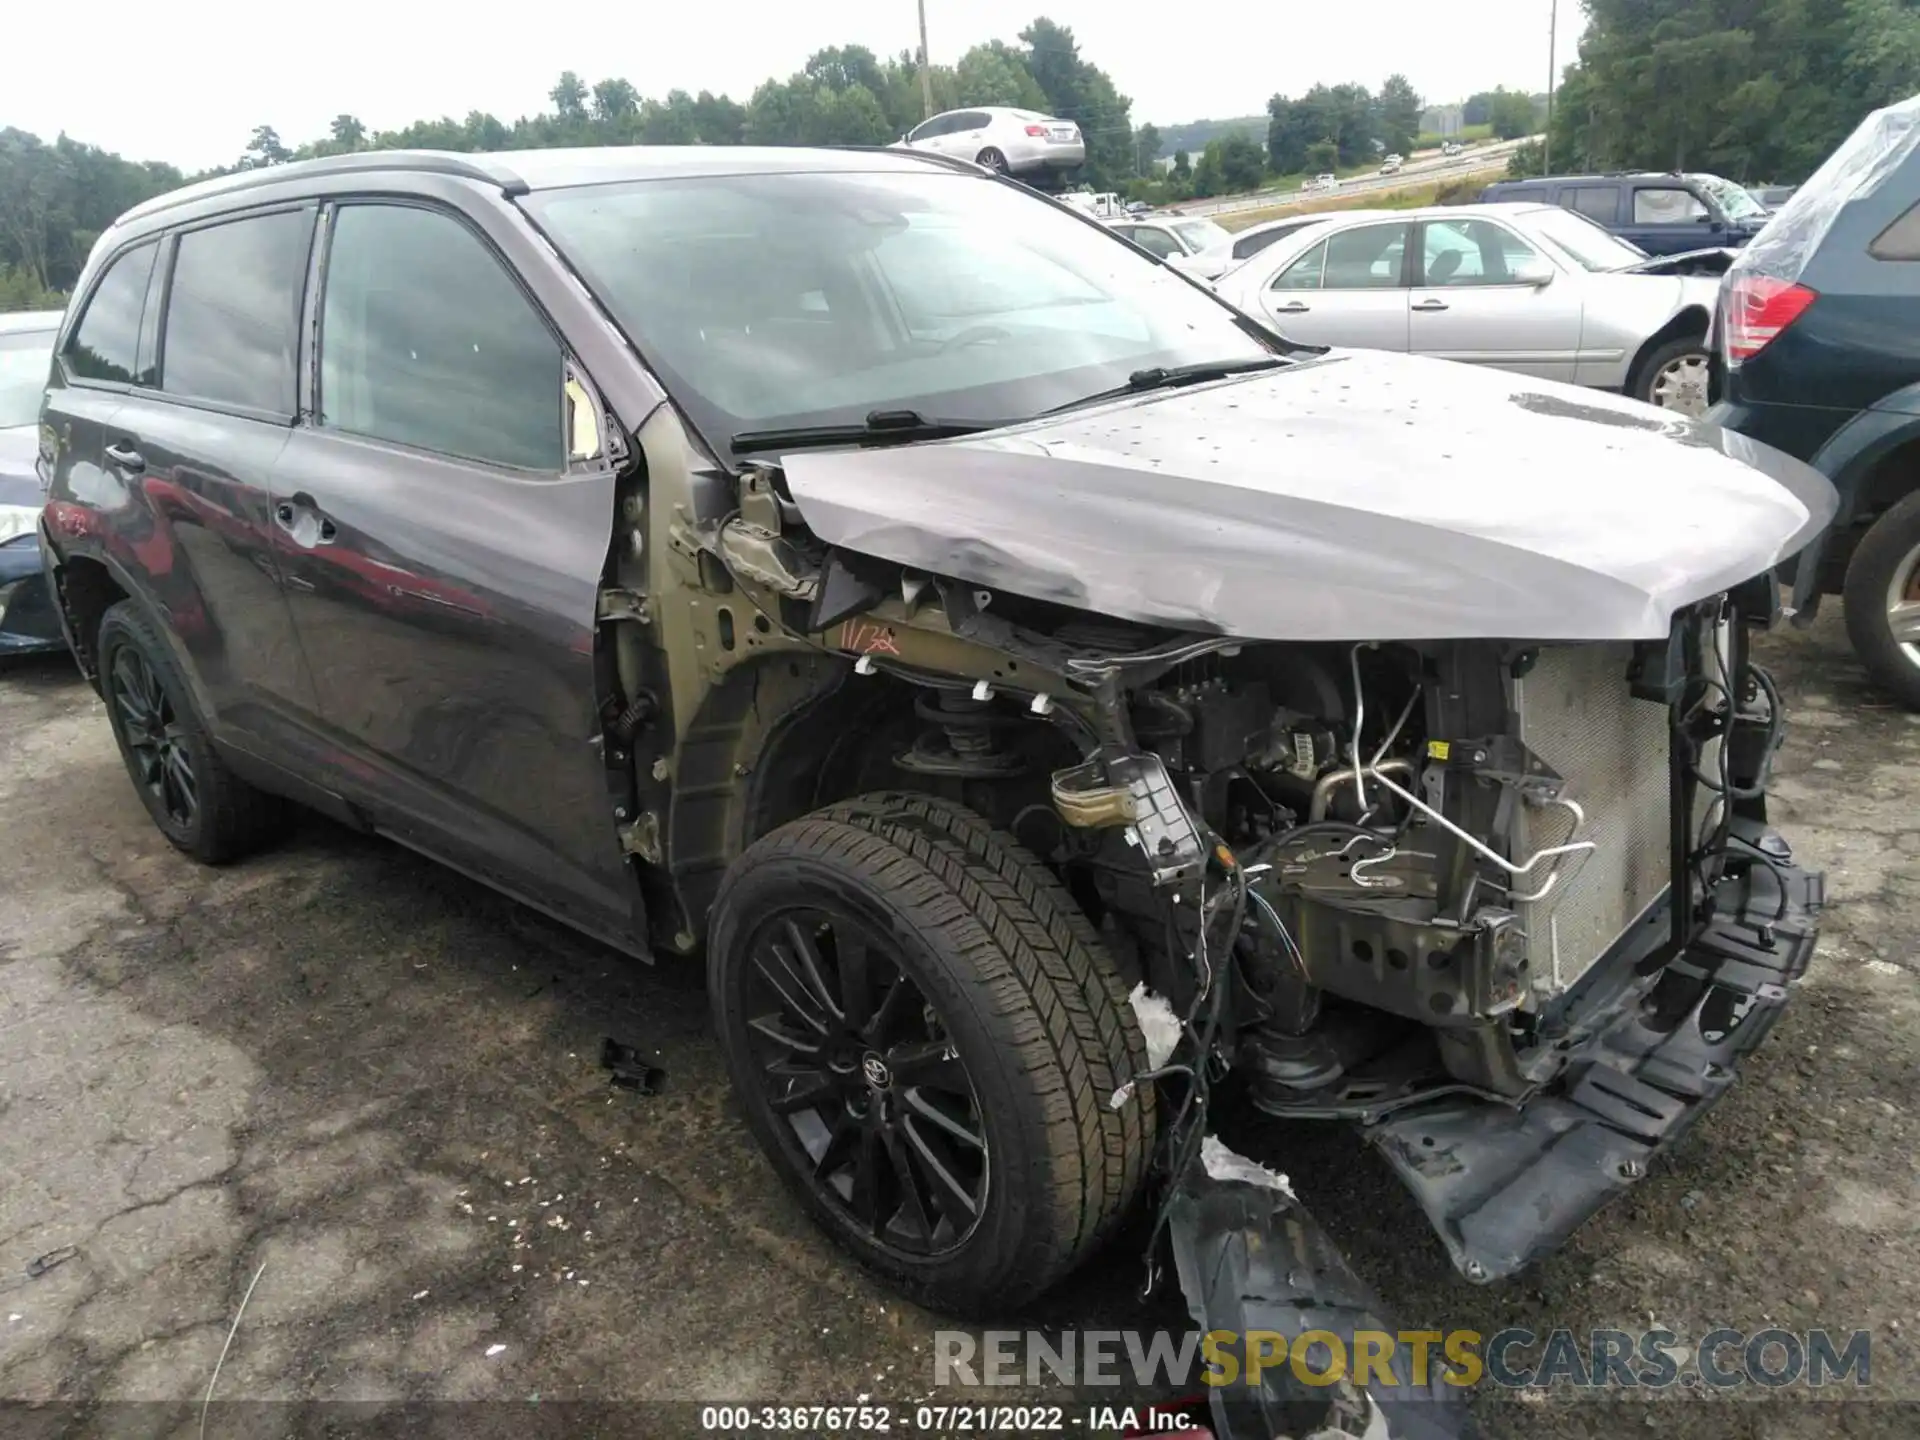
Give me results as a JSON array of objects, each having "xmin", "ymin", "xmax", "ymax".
[
  {"xmin": 1723, "ymin": 275, "xmax": 1817, "ymax": 365},
  {"xmin": 1025, "ymin": 124, "xmax": 1048, "ymax": 137}
]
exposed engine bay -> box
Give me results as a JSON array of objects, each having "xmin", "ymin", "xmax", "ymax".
[{"xmin": 611, "ymin": 451, "xmax": 1824, "ymax": 1440}]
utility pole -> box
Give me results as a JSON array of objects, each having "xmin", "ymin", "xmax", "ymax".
[
  {"xmin": 918, "ymin": 0, "xmax": 935, "ymax": 121},
  {"xmin": 1544, "ymin": 0, "xmax": 1557, "ymax": 176}
]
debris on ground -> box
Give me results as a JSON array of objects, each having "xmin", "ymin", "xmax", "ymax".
[
  {"xmin": 599, "ymin": 1038, "xmax": 665, "ymax": 1094},
  {"xmin": 24, "ymin": 1246, "xmax": 77, "ymax": 1279}
]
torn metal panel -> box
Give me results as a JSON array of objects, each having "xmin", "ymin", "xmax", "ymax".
[
  {"xmin": 1367, "ymin": 825, "xmax": 1822, "ymax": 1284},
  {"xmin": 1168, "ymin": 1138, "xmax": 1478, "ymax": 1440},
  {"xmin": 779, "ymin": 352, "xmax": 1836, "ymax": 643}
]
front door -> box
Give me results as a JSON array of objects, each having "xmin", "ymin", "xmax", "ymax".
[
  {"xmin": 1255, "ymin": 220, "xmax": 1413, "ymax": 352},
  {"xmin": 1409, "ymin": 217, "xmax": 1585, "ymax": 384},
  {"xmin": 270, "ymin": 199, "xmax": 633, "ymax": 937}
]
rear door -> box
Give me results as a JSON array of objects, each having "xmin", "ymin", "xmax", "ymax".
[
  {"xmin": 268, "ymin": 198, "xmax": 632, "ymax": 933},
  {"xmin": 1561, "ymin": 184, "xmax": 1622, "ymax": 228},
  {"xmin": 1408, "ymin": 217, "xmax": 1584, "ymax": 382},
  {"xmin": 110, "ymin": 205, "xmax": 325, "ymax": 751},
  {"xmin": 1254, "ymin": 221, "xmax": 1413, "ymax": 351}
]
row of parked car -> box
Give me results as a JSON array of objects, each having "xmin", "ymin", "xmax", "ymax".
[{"xmin": 1080, "ymin": 125, "xmax": 1918, "ymax": 707}]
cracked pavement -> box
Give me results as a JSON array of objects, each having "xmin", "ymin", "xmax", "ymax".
[{"xmin": 1, "ymin": 609, "xmax": 1918, "ymax": 1438}]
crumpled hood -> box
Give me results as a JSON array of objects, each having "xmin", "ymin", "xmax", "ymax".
[{"xmin": 779, "ymin": 350, "xmax": 1837, "ymax": 642}]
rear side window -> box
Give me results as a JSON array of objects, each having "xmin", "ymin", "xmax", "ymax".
[
  {"xmin": 1566, "ymin": 186, "xmax": 1619, "ymax": 223},
  {"xmin": 162, "ymin": 208, "xmax": 313, "ymax": 416},
  {"xmin": 1271, "ymin": 239, "xmax": 1327, "ymax": 290},
  {"xmin": 1870, "ymin": 200, "xmax": 1920, "ymax": 260},
  {"xmin": 1233, "ymin": 230, "xmax": 1287, "ymax": 260},
  {"xmin": 1323, "ymin": 223, "xmax": 1408, "ymax": 289},
  {"xmin": 320, "ymin": 204, "xmax": 563, "ymax": 471},
  {"xmin": 65, "ymin": 242, "xmax": 158, "ymax": 386},
  {"xmin": 1633, "ymin": 188, "xmax": 1710, "ymax": 224}
]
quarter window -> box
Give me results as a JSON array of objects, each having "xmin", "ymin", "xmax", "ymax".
[
  {"xmin": 319, "ymin": 204, "xmax": 563, "ymax": 470},
  {"xmin": 1633, "ymin": 188, "xmax": 1710, "ymax": 224},
  {"xmin": 66, "ymin": 242, "xmax": 158, "ymax": 386},
  {"xmin": 162, "ymin": 208, "xmax": 313, "ymax": 416},
  {"xmin": 1870, "ymin": 200, "xmax": 1920, "ymax": 260}
]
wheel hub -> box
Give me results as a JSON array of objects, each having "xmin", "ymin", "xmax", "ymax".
[{"xmin": 860, "ymin": 1052, "xmax": 892, "ymax": 1091}]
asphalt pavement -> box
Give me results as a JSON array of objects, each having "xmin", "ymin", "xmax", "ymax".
[{"xmin": 1, "ymin": 606, "xmax": 1917, "ymax": 1438}]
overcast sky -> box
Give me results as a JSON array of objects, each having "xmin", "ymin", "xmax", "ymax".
[{"xmin": 11, "ymin": 0, "xmax": 1585, "ymax": 171}]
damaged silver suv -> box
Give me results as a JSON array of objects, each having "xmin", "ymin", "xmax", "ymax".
[{"xmin": 38, "ymin": 145, "xmax": 1833, "ymax": 1435}]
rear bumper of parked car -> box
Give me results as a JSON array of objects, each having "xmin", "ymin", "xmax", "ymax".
[
  {"xmin": 1007, "ymin": 136, "xmax": 1086, "ymax": 172},
  {"xmin": 0, "ymin": 535, "xmax": 66, "ymax": 656}
]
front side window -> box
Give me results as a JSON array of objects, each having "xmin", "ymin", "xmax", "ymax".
[
  {"xmin": 1130, "ymin": 227, "xmax": 1182, "ymax": 259},
  {"xmin": 1322, "ymin": 223, "xmax": 1409, "ymax": 289},
  {"xmin": 1421, "ymin": 219, "xmax": 1545, "ymax": 287},
  {"xmin": 1173, "ymin": 219, "xmax": 1230, "ymax": 253},
  {"xmin": 320, "ymin": 204, "xmax": 563, "ymax": 470},
  {"xmin": 1693, "ymin": 174, "xmax": 1765, "ymax": 220},
  {"xmin": 525, "ymin": 170, "xmax": 1272, "ymax": 454},
  {"xmin": 1634, "ymin": 188, "xmax": 1710, "ymax": 224},
  {"xmin": 66, "ymin": 242, "xmax": 158, "ymax": 386},
  {"xmin": 0, "ymin": 328, "xmax": 57, "ymax": 429},
  {"xmin": 162, "ymin": 208, "xmax": 313, "ymax": 416}
]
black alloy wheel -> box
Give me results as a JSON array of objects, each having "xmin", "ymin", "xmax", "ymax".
[
  {"xmin": 710, "ymin": 793, "xmax": 1155, "ymax": 1314},
  {"xmin": 744, "ymin": 908, "xmax": 989, "ymax": 1255},
  {"xmin": 110, "ymin": 643, "xmax": 198, "ymax": 830},
  {"xmin": 95, "ymin": 599, "xmax": 287, "ymax": 863}
]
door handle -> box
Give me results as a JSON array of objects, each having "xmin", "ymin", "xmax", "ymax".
[
  {"xmin": 104, "ymin": 441, "xmax": 145, "ymax": 472},
  {"xmin": 1412, "ymin": 299, "xmax": 1450, "ymax": 312},
  {"xmin": 1274, "ymin": 302, "xmax": 1311, "ymax": 314}
]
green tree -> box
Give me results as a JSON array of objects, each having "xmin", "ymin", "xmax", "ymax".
[
  {"xmin": 1377, "ymin": 74, "xmax": 1422, "ymax": 157},
  {"xmin": 1134, "ymin": 122, "xmax": 1163, "ymax": 176},
  {"xmin": 1487, "ymin": 87, "xmax": 1537, "ymax": 140},
  {"xmin": 550, "ymin": 72, "xmax": 590, "ymax": 125},
  {"xmin": 1019, "ymin": 17, "xmax": 1131, "ymax": 187},
  {"xmin": 1172, "ymin": 149, "xmax": 1191, "ymax": 180},
  {"xmin": 329, "ymin": 115, "xmax": 366, "ymax": 150},
  {"xmin": 241, "ymin": 124, "xmax": 290, "ymax": 168}
]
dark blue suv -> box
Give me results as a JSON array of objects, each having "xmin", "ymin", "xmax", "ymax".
[
  {"xmin": 1708, "ymin": 95, "xmax": 1920, "ymax": 709},
  {"xmin": 1481, "ymin": 172, "xmax": 1771, "ymax": 256}
]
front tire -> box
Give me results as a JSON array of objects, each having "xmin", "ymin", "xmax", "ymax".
[
  {"xmin": 97, "ymin": 600, "xmax": 287, "ymax": 863},
  {"xmin": 1634, "ymin": 335, "xmax": 1713, "ymax": 417},
  {"xmin": 709, "ymin": 792, "xmax": 1155, "ymax": 1315},
  {"xmin": 1844, "ymin": 488, "xmax": 1920, "ymax": 710}
]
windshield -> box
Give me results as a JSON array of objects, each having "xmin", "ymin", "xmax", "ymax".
[
  {"xmin": 525, "ymin": 170, "xmax": 1272, "ymax": 455},
  {"xmin": 1174, "ymin": 219, "xmax": 1231, "ymax": 252},
  {"xmin": 0, "ymin": 329, "xmax": 55, "ymax": 430},
  {"xmin": 1524, "ymin": 207, "xmax": 1650, "ymax": 270},
  {"xmin": 1695, "ymin": 173, "xmax": 1767, "ymax": 221}
]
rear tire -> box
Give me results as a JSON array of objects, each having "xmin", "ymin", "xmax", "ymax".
[
  {"xmin": 975, "ymin": 147, "xmax": 1009, "ymax": 173},
  {"xmin": 1843, "ymin": 489, "xmax": 1920, "ymax": 710},
  {"xmin": 97, "ymin": 599, "xmax": 288, "ymax": 863},
  {"xmin": 709, "ymin": 792, "xmax": 1155, "ymax": 1315}
]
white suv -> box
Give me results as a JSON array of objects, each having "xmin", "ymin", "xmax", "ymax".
[{"xmin": 900, "ymin": 107, "xmax": 1086, "ymax": 178}]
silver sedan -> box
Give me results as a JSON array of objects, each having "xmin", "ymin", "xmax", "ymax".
[{"xmin": 1208, "ymin": 202, "xmax": 1720, "ymax": 415}]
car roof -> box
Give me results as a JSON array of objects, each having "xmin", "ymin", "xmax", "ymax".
[
  {"xmin": 110, "ymin": 145, "xmax": 977, "ymax": 232},
  {"xmin": 0, "ymin": 309, "xmax": 63, "ymax": 335}
]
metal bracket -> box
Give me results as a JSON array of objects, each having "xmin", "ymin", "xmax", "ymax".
[{"xmin": 597, "ymin": 588, "xmax": 652, "ymax": 625}]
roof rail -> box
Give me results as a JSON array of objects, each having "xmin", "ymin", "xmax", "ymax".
[
  {"xmin": 816, "ymin": 143, "xmax": 987, "ymax": 176},
  {"xmin": 116, "ymin": 150, "xmax": 528, "ymax": 227}
]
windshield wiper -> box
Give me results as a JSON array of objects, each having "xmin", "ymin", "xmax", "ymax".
[
  {"xmin": 730, "ymin": 409, "xmax": 1003, "ymax": 456},
  {"xmin": 1042, "ymin": 356, "xmax": 1289, "ymax": 416}
]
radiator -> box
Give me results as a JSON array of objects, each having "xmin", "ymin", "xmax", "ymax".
[{"xmin": 1510, "ymin": 643, "xmax": 1678, "ymax": 999}]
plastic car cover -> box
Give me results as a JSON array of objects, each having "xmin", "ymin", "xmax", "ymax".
[{"xmin": 1738, "ymin": 93, "xmax": 1920, "ymax": 280}]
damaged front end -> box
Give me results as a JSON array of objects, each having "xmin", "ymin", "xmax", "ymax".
[{"xmin": 658, "ymin": 427, "xmax": 1824, "ymax": 1439}]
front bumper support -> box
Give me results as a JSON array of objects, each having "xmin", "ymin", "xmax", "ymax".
[{"xmin": 1366, "ymin": 826, "xmax": 1823, "ymax": 1284}]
